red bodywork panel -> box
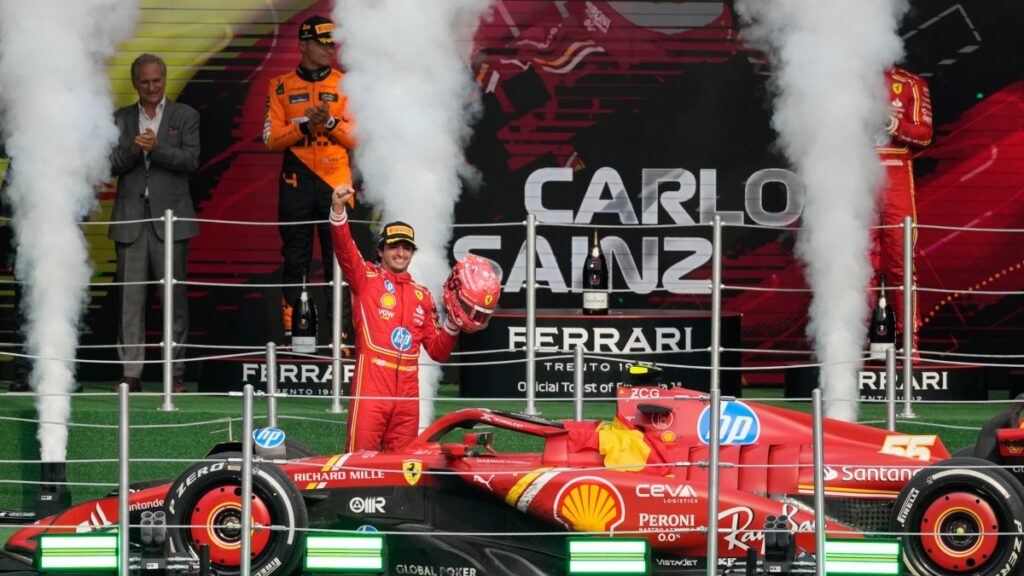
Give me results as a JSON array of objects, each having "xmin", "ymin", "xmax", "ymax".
[{"xmin": 6, "ymin": 387, "xmax": 951, "ymax": 561}]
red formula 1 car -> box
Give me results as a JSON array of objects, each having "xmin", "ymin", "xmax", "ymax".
[{"xmin": 5, "ymin": 386, "xmax": 1024, "ymax": 576}]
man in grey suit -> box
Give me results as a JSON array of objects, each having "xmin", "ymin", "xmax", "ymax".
[{"xmin": 109, "ymin": 53, "xmax": 199, "ymax": 393}]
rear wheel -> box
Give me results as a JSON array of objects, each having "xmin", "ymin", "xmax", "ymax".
[
  {"xmin": 284, "ymin": 439, "xmax": 316, "ymax": 459},
  {"xmin": 891, "ymin": 457, "xmax": 1024, "ymax": 575},
  {"xmin": 950, "ymin": 444, "xmax": 975, "ymax": 458},
  {"xmin": 163, "ymin": 453, "xmax": 307, "ymax": 576}
]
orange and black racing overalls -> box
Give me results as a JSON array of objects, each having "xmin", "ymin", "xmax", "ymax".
[{"xmin": 264, "ymin": 65, "xmax": 356, "ymax": 306}]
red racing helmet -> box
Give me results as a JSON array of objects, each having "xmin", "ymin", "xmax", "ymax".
[{"xmin": 443, "ymin": 255, "xmax": 501, "ymax": 333}]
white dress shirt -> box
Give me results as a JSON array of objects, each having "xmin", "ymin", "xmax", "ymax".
[{"xmin": 138, "ymin": 97, "xmax": 166, "ymax": 197}]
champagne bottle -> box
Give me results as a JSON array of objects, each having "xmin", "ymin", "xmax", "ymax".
[
  {"xmin": 291, "ymin": 275, "xmax": 318, "ymax": 354},
  {"xmin": 582, "ymin": 229, "xmax": 609, "ymax": 315},
  {"xmin": 868, "ymin": 274, "xmax": 896, "ymax": 362}
]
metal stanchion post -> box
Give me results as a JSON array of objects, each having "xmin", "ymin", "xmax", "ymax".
[
  {"xmin": 573, "ymin": 346, "xmax": 584, "ymax": 421},
  {"xmin": 525, "ymin": 214, "xmax": 539, "ymax": 416},
  {"xmin": 812, "ymin": 389, "xmax": 826, "ymax": 576},
  {"xmin": 885, "ymin": 347, "xmax": 896, "ymax": 431},
  {"xmin": 329, "ymin": 258, "xmax": 344, "ymax": 414},
  {"xmin": 159, "ymin": 209, "xmax": 177, "ymax": 412},
  {"xmin": 706, "ymin": 216, "xmax": 724, "ymax": 576},
  {"xmin": 240, "ymin": 385, "xmax": 254, "ymax": 576},
  {"xmin": 710, "ymin": 216, "xmax": 722, "ymax": 393},
  {"xmin": 901, "ymin": 215, "xmax": 916, "ymax": 419},
  {"xmin": 118, "ymin": 384, "xmax": 130, "ymax": 576},
  {"xmin": 706, "ymin": 388, "xmax": 722, "ymax": 576},
  {"xmin": 266, "ymin": 342, "xmax": 277, "ymax": 428}
]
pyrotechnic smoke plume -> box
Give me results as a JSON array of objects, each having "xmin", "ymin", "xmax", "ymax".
[
  {"xmin": 334, "ymin": 0, "xmax": 493, "ymax": 427},
  {"xmin": 0, "ymin": 1, "xmax": 139, "ymax": 460},
  {"xmin": 735, "ymin": 0, "xmax": 907, "ymax": 420}
]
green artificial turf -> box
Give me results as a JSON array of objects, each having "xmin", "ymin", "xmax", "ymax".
[{"xmin": 0, "ymin": 384, "xmax": 1010, "ymax": 515}]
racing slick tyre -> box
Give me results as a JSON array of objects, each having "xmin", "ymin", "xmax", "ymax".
[
  {"xmin": 284, "ymin": 439, "xmax": 316, "ymax": 459},
  {"xmin": 164, "ymin": 452, "xmax": 307, "ymax": 576},
  {"xmin": 951, "ymin": 444, "xmax": 975, "ymax": 458},
  {"xmin": 891, "ymin": 456, "xmax": 1024, "ymax": 576}
]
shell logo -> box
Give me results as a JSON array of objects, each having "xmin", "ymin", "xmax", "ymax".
[
  {"xmin": 380, "ymin": 294, "xmax": 396, "ymax": 309},
  {"xmin": 553, "ymin": 477, "xmax": 625, "ymax": 533}
]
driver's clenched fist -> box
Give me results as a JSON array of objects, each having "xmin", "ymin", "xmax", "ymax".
[{"xmin": 332, "ymin": 184, "xmax": 355, "ymax": 214}]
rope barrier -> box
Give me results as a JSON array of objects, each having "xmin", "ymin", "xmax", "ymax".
[
  {"xmin": 3, "ymin": 213, "xmax": 1015, "ymax": 234},
  {"xmin": 919, "ymin": 222, "xmax": 1024, "ymax": 233},
  {"xmin": 3, "ymin": 344, "xmax": 1023, "ymax": 368},
  {"xmin": 537, "ymin": 221, "xmax": 709, "ymax": 230},
  {"xmin": 182, "ymin": 279, "xmax": 334, "ymax": 289},
  {"xmin": 917, "ymin": 285, "xmax": 1024, "ymax": 296}
]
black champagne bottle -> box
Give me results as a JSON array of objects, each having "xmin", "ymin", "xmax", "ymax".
[
  {"xmin": 868, "ymin": 274, "xmax": 896, "ymax": 362},
  {"xmin": 582, "ymin": 230, "xmax": 609, "ymax": 315},
  {"xmin": 291, "ymin": 275, "xmax": 318, "ymax": 354}
]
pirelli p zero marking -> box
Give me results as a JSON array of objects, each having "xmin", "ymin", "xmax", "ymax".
[
  {"xmin": 891, "ymin": 457, "xmax": 1024, "ymax": 576},
  {"xmin": 164, "ymin": 453, "xmax": 308, "ymax": 576}
]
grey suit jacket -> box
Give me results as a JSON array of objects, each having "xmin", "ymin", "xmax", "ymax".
[{"xmin": 108, "ymin": 99, "xmax": 200, "ymax": 243}]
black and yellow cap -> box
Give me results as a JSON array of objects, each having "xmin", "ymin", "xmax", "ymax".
[
  {"xmin": 380, "ymin": 221, "xmax": 416, "ymax": 248},
  {"xmin": 299, "ymin": 15, "xmax": 335, "ymax": 45}
]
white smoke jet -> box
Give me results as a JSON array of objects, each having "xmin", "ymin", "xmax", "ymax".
[
  {"xmin": 334, "ymin": 0, "xmax": 493, "ymax": 428},
  {"xmin": 0, "ymin": 1, "xmax": 139, "ymax": 460},
  {"xmin": 735, "ymin": 0, "xmax": 907, "ymax": 420}
]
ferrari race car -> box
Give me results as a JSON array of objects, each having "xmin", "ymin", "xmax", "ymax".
[{"xmin": 5, "ymin": 385, "xmax": 1024, "ymax": 576}]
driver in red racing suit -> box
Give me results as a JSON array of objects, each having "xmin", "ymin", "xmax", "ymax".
[
  {"xmin": 329, "ymin": 186, "xmax": 459, "ymax": 452},
  {"xmin": 873, "ymin": 66, "xmax": 933, "ymax": 353}
]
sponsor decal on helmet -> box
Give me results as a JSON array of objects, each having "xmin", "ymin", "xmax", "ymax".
[{"xmin": 697, "ymin": 401, "xmax": 760, "ymax": 445}]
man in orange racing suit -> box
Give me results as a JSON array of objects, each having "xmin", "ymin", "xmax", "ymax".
[
  {"xmin": 873, "ymin": 66, "xmax": 932, "ymax": 353},
  {"xmin": 263, "ymin": 15, "xmax": 356, "ymax": 336},
  {"xmin": 329, "ymin": 185, "xmax": 459, "ymax": 452}
]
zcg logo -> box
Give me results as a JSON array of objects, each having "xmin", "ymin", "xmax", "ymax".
[{"xmin": 697, "ymin": 401, "xmax": 760, "ymax": 445}]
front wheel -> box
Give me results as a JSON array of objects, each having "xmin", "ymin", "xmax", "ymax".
[
  {"xmin": 163, "ymin": 453, "xmax": 307, "ymax": 576},
  {"xmin": 891, "ymin": 457, "xmax": 1024, "ymax": 576}
]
